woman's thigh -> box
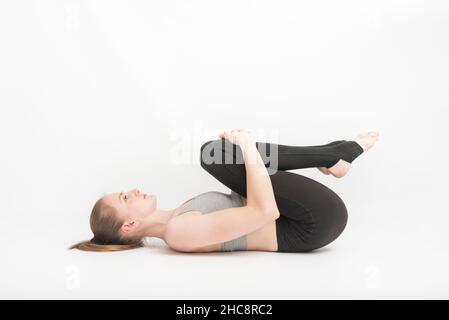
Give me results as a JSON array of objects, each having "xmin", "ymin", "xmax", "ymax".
[{"xmin": 200, "ymin": 139, "xmax": 348, "ymax": 252}]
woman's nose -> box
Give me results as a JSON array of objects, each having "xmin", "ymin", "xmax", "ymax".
[{"xmin": 133, "ymin": 188, "xmax": 140, "ymax": 196}]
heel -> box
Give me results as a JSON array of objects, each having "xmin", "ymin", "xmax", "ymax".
[{"xmin": 327, "ymin": 159, "xmax": 351, "ymax": 178}]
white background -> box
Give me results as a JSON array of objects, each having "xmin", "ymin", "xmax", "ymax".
[{"xmin": 1, "ymin": 0, "xmax": 448, "ymax": 299}]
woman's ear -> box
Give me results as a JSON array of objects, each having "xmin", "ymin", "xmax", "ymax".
[{"xmin": 121, "ymin": 221, "xmax": 136, "ymax": 234}]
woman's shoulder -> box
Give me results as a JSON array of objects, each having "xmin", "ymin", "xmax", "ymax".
[{"xmin": 165, "ymin": 210, "xmax": 205, "ymax": 252}]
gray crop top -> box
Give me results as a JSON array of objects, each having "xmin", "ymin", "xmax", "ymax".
[{"xmin": 176, "ymin": 191, "xmax": 248, "ymax": 252}]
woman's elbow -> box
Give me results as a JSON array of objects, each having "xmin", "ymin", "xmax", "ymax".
[{"xmin": 262, "ymin": 206, "xmax": 280, "ymax": 220}]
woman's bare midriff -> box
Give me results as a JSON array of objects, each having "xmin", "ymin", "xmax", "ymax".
[{"xmin": 169, "ymin": 205, "xmax": 278, "ymax": 253}]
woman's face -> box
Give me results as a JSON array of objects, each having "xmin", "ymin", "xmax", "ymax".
[{"xmin": 102, "ymin": 188, "xmax": 157, "ymax": 221}]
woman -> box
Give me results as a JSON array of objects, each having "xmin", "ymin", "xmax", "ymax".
[{"xmin": 70, "ymin": 128, "xmax": 379, "ymax": 253}]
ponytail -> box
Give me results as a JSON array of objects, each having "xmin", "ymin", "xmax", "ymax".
[{"xmin": 69, "ymin": 238, "xmax": 143, "ymax": 252}]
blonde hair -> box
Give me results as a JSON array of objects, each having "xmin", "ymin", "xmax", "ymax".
[
  {"xmin": 69, "ymin": 240, "xmax": 143, "ymax": 252},
  {"xmin": 69, "ymin": 197, "xmax": 144, "ymax": 252}
]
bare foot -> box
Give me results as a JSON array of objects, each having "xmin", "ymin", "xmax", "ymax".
[
  {"xmin": 317, "ymin": 167, "xmax": 331, "ymax": 175},
  {"xmin": 317, "ymin": 131, "xmax": 379, "ymax": 178},
  {"xmin": 325, "ymin": 159, "xmax": 352, "ymax": 178},
  {"xmin": 353, "ymin": 131, "xmax": 380, "ymax": 152}
]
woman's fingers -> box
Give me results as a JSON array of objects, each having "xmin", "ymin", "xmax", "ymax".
[
  {"xmin": 220, "ymin": 130, "xmax": 230, "ymax": 141},
  {"xmin": 218, "ymin": 130, "xmax": 230, "ymax": 139},
  {"xmin": 219, "ymin": 128, "xmax": 252, "ymax": 145}
]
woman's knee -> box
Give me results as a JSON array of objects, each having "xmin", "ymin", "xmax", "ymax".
[
  {"xmin": 200, "ymin": 138, "xmax": 239, "ymax": 167},
  {"xmin": 200, "ymin": 139, "xmax": 221, "ymax": 168}
]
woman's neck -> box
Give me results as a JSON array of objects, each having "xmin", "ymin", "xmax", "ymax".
[{"xmin": 141, "ymin": 207, "xmax": 179, "ymax": 240}]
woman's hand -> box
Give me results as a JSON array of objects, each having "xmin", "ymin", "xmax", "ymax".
[{"xmin": 218, "ymin": 128, "xmax": 256, "ymax": 147}]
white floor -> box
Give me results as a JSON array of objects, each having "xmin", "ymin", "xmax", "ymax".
[
  {"xmin": 1, "ymin": 0, "xmax": 449, "ymax": 299},
  {"xmin": 3, "ymin": 224, "xmax": 449, "ymax": 299}
]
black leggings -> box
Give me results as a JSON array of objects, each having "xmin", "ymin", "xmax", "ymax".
[{"xmin": 199, "ymin": 138, "xmax": 364, "ymax": 252}]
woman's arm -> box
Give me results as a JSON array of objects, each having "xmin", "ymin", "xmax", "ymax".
[
  {"xmin": 165, "ymin": 205, "xmax": 278, "ymax": 251},
  {"xmin": 220, "ymin": 128, "xmax": 279, "ymax": 213},
  {"xmin": 240, "ymin": 139, "xmax": 279, "ymax": 213}
]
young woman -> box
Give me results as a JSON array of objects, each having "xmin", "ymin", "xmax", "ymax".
[{"xmin": 70, "ymin": 128, "xmax": 379, "ymax": 253}]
